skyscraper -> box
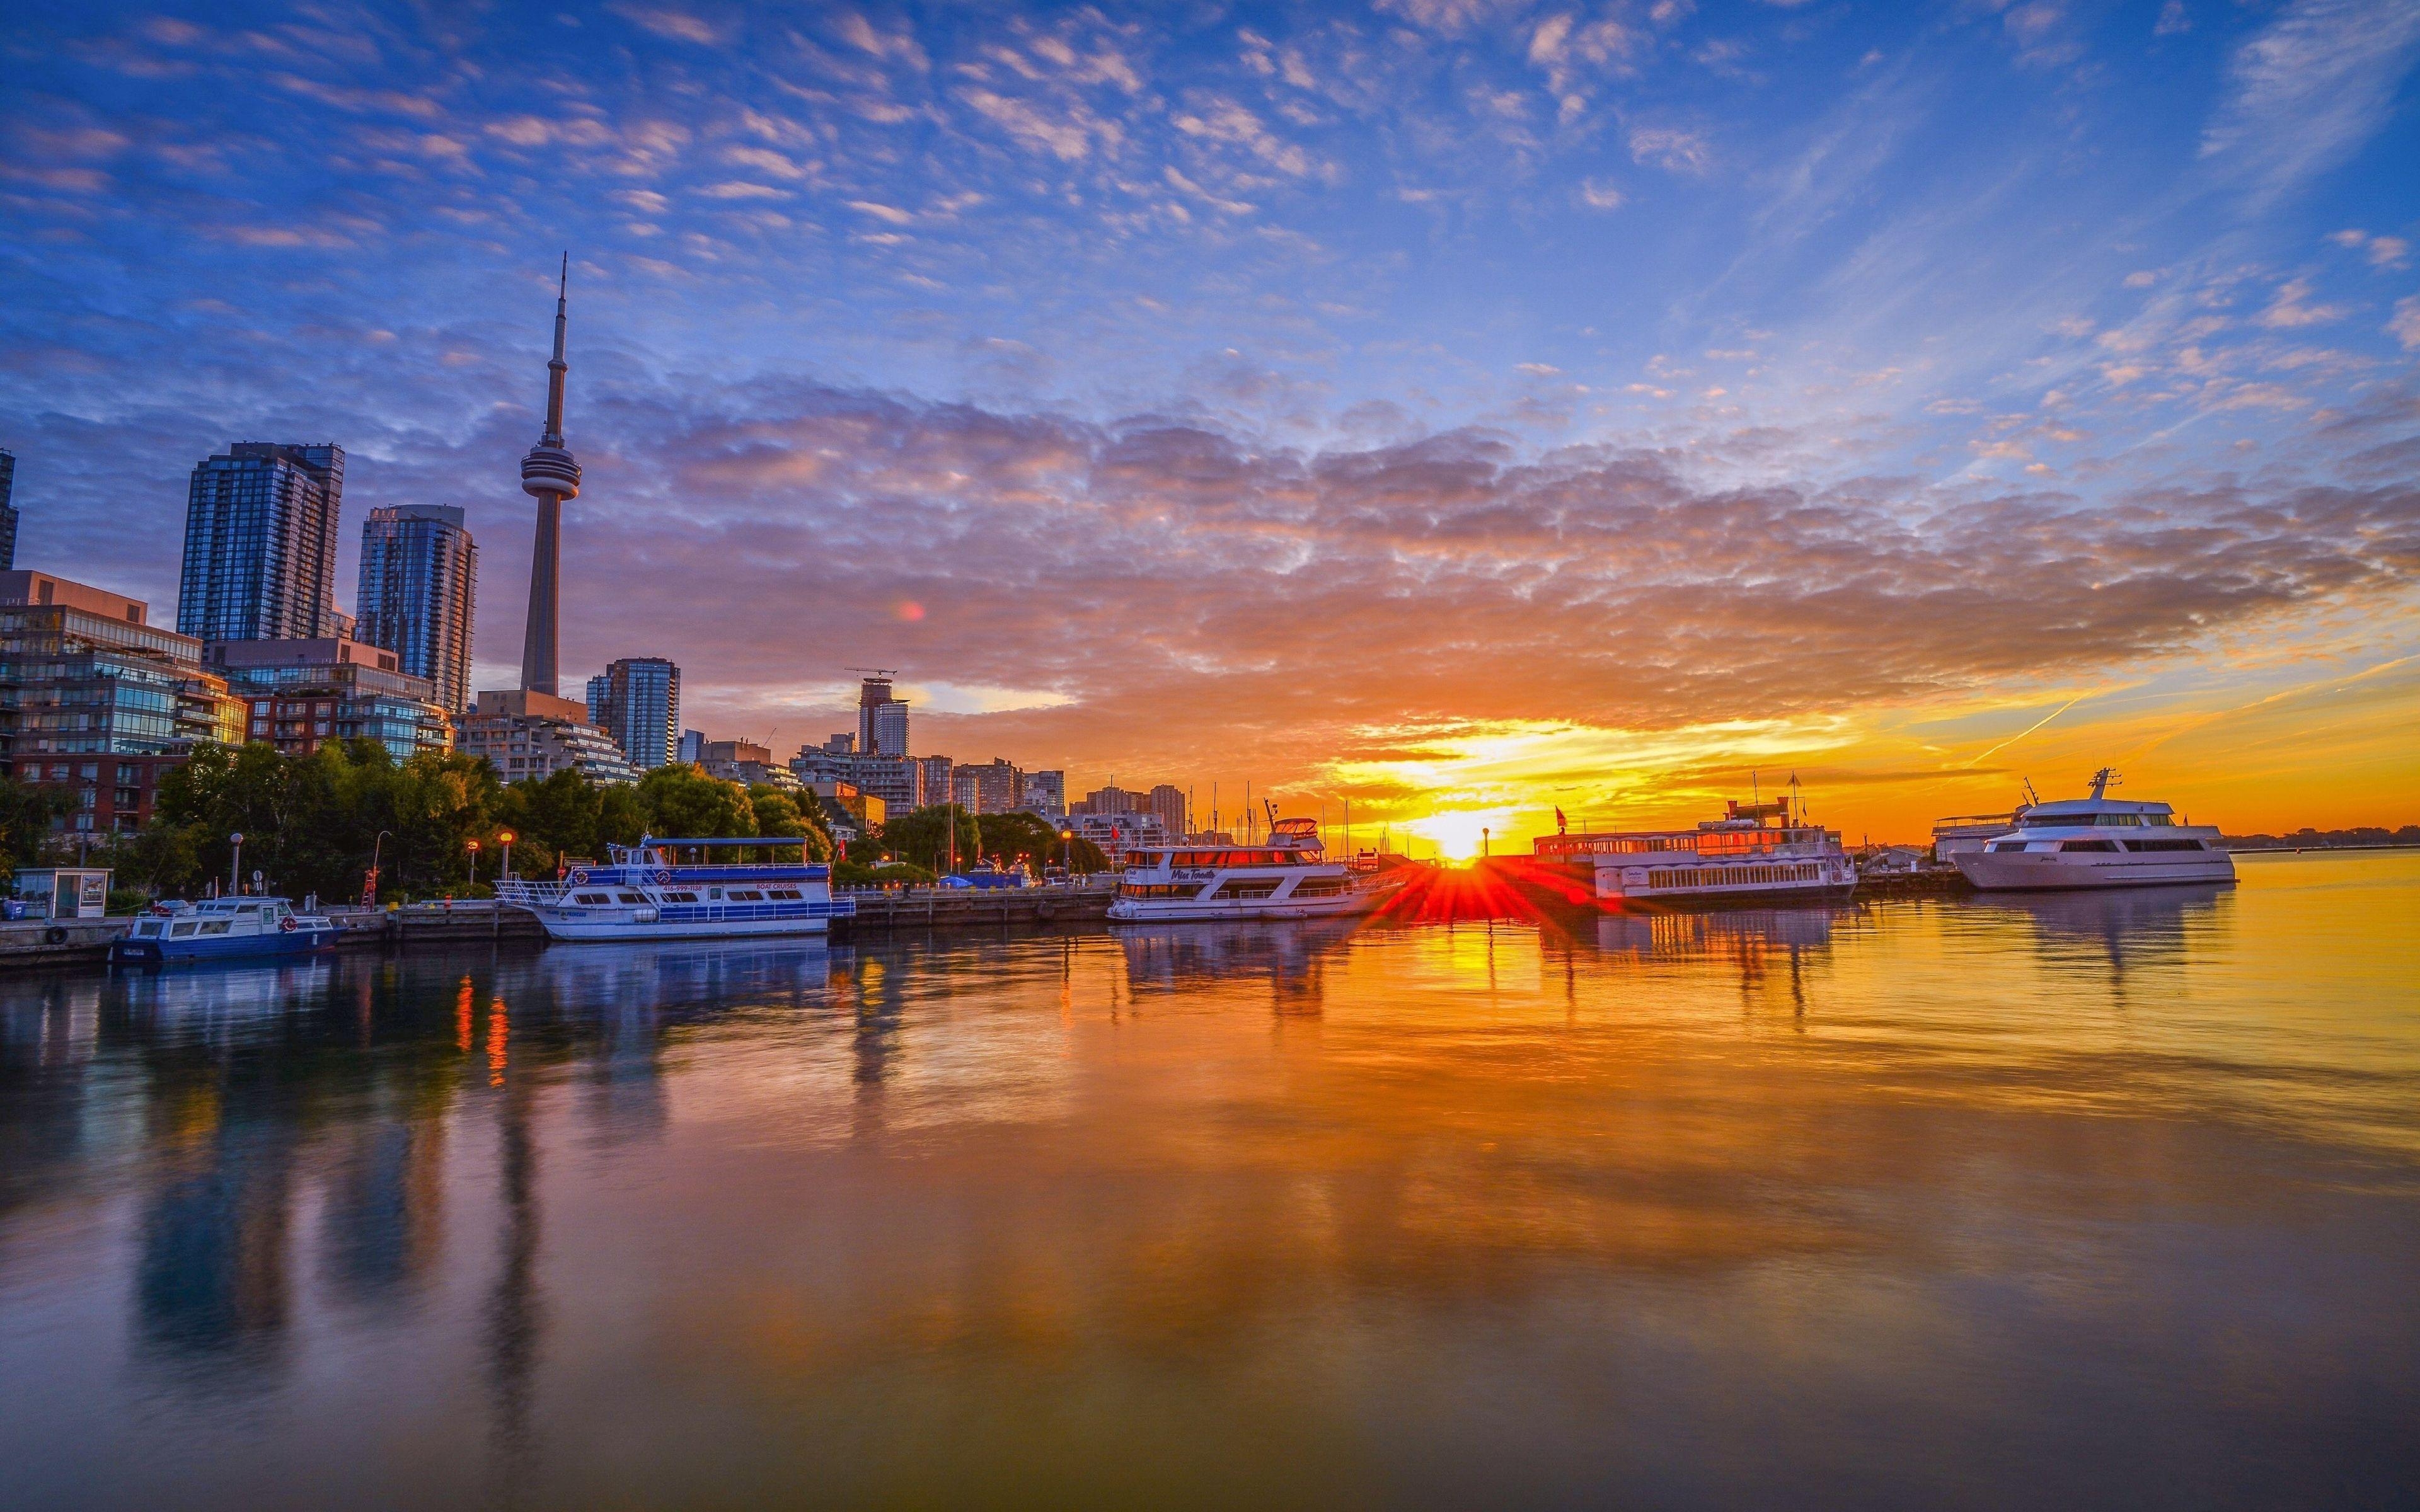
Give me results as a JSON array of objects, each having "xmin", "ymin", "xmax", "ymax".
[
  {"xmin": 0, "ymin": 449, "xmax": 16, "ymax": 571},
  {"xmin": 857, "ymin": 674, "xmax": 908, "ymax": 755},
  {"xmin": 355, "ymin": 504, "xmax": 477, "ymax": 714},
  {"xmin": 592, "ymin": 656, "xmax": 679, "ymax": 769},
  {"xmin": 519, "ymin": 256, "xmax": 580, "ymax": 696},
  {"xmin": 177, "ymin": 443, "xmax": 345, "ymax": 641}
]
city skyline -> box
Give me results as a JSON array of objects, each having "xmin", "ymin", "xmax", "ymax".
[{"xmin": 3, "ymin": 3, "xmax": 2416, "ymax": 848}]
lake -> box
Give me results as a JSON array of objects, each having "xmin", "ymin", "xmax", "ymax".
[{"xmin": 3, "ymin": 852, "xmax": 2416, "ymax": 1508}]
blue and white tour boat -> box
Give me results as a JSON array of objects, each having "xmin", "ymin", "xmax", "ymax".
[
  {"xmin": 112, "ymin": 896, "xmax": 342, "ymax": 965},
  {"xmin": 495, "ymin": 835, "xmax": 855, "ymax": 941}
]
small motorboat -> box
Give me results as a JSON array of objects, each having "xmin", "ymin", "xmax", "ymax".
[{"xmin": 111, "ymin": 896, "xmax": 342, "ymax": 965}]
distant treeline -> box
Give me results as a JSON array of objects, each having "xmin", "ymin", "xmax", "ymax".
[
  {"xmin": 2221, "ymin": 825, "xmax": 2420, "ymax": 850},
  {"xmin": 0, "ymin": 740, "xmax": 1110, "ymax": 902}
]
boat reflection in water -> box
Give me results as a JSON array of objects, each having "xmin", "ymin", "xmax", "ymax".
[{"xmin": 1117, "ymin": 918, "xmax": 1359, "ymax": 1013}]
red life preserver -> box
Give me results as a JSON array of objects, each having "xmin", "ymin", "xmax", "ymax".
[{"xmin": 280, "ymin": 916, "xmax": 298, "ymax": 932}]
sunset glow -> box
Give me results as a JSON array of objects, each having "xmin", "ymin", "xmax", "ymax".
[{"xmin": 2, "ymin": 2, "xmax": 2413, "ymax": 840}]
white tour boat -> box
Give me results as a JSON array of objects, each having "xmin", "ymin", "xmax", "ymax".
[
  {"xmin": 1533, "ymin": 796, "xmax": 1857, "ymax": 907},
  {"xmin": 495, "ymin": 835, "xmax": 854, "ymax": 941},
  {"xmin": 1951, "ymin": 770, "xmax": 2233, "ymax": 891},
  {"xmin": 1107, "ymin": 817, "xmax": 1402, "ymax": 922}
]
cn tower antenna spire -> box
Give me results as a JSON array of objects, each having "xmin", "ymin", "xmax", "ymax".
[{"xmin": 519, "ymin": 254, "xmax": 582, "ymax": 696}]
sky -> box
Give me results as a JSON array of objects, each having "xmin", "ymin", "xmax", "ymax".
[{"xmin": 3, "ymin": 0, "xmax": 2417, "ymax": 851}]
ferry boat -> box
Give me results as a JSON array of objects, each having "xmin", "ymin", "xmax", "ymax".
[
  {"xmin": 1532, "ymin": 796, "xmax": 1857, "ymax": 907},
  {"xmin": 1107, "ymin": 817, "xmax": 1402, "ymax": 922},
  {"xmin": 493, "ymin": 835, "xmax": 854, "ymax": 941},
  {"xmin": 111, "ymin": 896, "xmax": 341, "ymax": 965},
  {"xmin": 1951, "ymin": 770, "xmax": 2233, "ymax": 891}
]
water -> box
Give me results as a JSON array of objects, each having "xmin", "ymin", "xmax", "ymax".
[{"xmin": 3, "ymin": 852, "xmax": 2416, "ymax": 1509}]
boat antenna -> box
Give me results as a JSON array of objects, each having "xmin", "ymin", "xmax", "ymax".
[{"xmin": 2089, "ymin": 767, "xmax": 2120, "ymax": 801}]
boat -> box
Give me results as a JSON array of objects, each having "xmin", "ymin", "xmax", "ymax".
[
  {"xmin": 111, "ymin": 896, "xmax": 341, "ymax": 965},
  {"xmin": 1107, "ymin": 817, "xmax": 1402, "ymax": 922},
  {"xmin": 1950, "ymin": 769, "xmax": 2233, "ymax": 891},
  {"xmin": 493, "ymin": 835, "xmax": 855, "ymax": 941},
  {"xmin": 1531, "ymin": 795, "xmax": 1857, "ymax": 907}
]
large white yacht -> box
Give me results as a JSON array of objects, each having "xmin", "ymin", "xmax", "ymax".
[
  {"xmin": 495, "ymin": 835, "xmax": 854, "ymax": 941},
  {"xmin": 1952, "ymin": 770, "xmax": 2233, "ymax": 891},
  {"xmin": 1533, "ymin": 795, "xmax": 1857, "ymax": 907},
  {"xmin": 1107, "ymin": 817, "xmax": 1402, "ymax": 922}
]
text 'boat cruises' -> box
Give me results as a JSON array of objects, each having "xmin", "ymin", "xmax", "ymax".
[
  {"xmin": 1109, "ymin": 817, "xmax": 1402, "ymax": 922},
  {"xmin": 495, "ymin": 836, "xmax": 855, "ymax": 941},
  {"xmin": 112, "ymin": 897, "xmax": 341, "ymax": 965},
  {"xmin": 1533, "ymin": 796, "xmax": 1857, "ymax": 907},
  {"xmin": 1951, "ymin": 770, "xmax": 2233, "ymax": 891}
]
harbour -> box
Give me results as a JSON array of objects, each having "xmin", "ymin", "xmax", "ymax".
[{"xmin": 2, "ymin": 850, "xmax": 2414, "ymax": 1508}]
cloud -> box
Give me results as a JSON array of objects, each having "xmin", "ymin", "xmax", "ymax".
[
  {"xmin": 2392, "ymin": 297, "xmax": 2420, "ymax": 351},
  {"xmin": 2256, "ymin": 277, "xmax": 2347, "ymax": 328},
  {"xmin": 610, "ymin": 6, "xmax": 729, "ymax": 47},
  {"xmin": 2199, "ymin": 0, "xmax": 2420, "ymax": 206},
  {"xmin": 1627, "ymin": 125, "xmax": 1710, "ymax": 174},
  {"xmin": 1577, "ymin": 177, "xmax": 1626, "ymax": 209}
]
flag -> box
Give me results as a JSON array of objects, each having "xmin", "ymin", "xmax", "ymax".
[{"xmin": 1555, "ymin": 806, "xmax": 1567, "ymax": 833}]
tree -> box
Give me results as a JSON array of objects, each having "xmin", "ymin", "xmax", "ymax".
[
  {"xmin": 881, "ymin": 804, "xmax": 981, "ymax": 874},
  {"xmin": 634, "ymin": 764, "xmax": 757, "ymax": 844},
  {"xmin": 747, "ymin": 786, "xmax": 832, "ymax": 864},
  {"xmin": 0, "ymin": 774, "xmax": 68, "ymax": 881}
]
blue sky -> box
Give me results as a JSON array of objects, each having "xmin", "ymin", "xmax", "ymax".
[{"xmin": 4, "ymin": 1, "xmax": 2417, "ymax": 835}]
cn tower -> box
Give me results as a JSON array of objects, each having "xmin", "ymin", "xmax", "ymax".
[{"xmin": 517, "ymin": 254, "xmax": 580, "ymax": 696}]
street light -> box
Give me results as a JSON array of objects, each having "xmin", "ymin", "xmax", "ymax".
[
  {"xmin": 466, "ymin": 837, "xmax": 481, "ymax": 893},
  {"xmin": 1059, "ymin": 830, "xmax": 1072, "ymax": 881},
  {"xmin": 366, "ymin": 829, "xmax": 392, "ymax": 907},
  {"xmin": 228, "ymin": 831, "xmax": 245, "ymax": 896},
  {"xmin": 497, "ymin": 829, "xmax": 516, "ymax": 882}
]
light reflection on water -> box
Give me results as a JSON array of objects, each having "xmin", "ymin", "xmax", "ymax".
[{"xmin": 1, "ymin": 852, "xmax": 2415, "ymax": 1509}]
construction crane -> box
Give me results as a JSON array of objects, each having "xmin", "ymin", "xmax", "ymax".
[{"xmin": 846, "ymin": 666, "xmax": 900, "ymax": 679}]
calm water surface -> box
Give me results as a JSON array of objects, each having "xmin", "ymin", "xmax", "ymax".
[{"xmin": 3, "ymin": 852, "xmax": 2416, "ymax": 1509}]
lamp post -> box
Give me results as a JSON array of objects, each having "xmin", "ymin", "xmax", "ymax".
[
  {"xmin": 366, "ymin": 829, "xmax": 391, "ymax": 907},
  {"xmin": 1060, "ymin": 830, "xmax": 1071, "ymax": 882},
  {"xmin": 466, "ymin": 838, "xmax": 481, "ymax": 895},
  {"xmin": 1482, "ymin": 826, "xmax": 1490, "ymax": 860},
  {"xmin": 497, "ymin": 830, "xmax": 516, "ymax": 883},
  {"xmin": 229, "ymin": 832, "xmax": 244, "ymax": 896}
]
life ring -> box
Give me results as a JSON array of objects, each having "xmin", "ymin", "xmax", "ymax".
[
  {"xmin": 567, "ymin": 868, "xmax": 590, "ymax": 886},
  {"xmin": 280, "ymin": 916, "xmax": 299, "ymax": 932},
  {"xmin": 653, "ymin": 869, "xmax": 672, "ymax": 886},
  {"xmin": 43, "ymin": 925, "xmax": 67, "ymax": 945}
]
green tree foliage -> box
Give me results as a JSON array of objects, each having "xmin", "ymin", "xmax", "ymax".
[
  {"xmin": 746, "ymin": 786, "xmax": 833, "ymax": 864},
  {"xmin": 0, "ymin": 774, "xmax": 69, "ymax": 881},
  {"xmin": 880, "ymin": 804, "xmax": 982, "ymax": 874},
  {"xmin": 633, "ymin": 763, "xmax": 757, "ymax": 842}
]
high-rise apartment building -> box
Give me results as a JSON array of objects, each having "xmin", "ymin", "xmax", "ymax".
[
  {"xmin": 458, "ymin": 689, "xmax": 640, "ymax": 786},
  {"xmin": 0, "ymin": 449, "xmax": 17, "ymax": 571},
  {"xmin": 355, "ymin": 504, "xmax": 476, "ymax": 714},
  {"xmin": 209, "ymin": 637, "xmax": 453, "ymax": 764},
  {"xmin": 0, "ymin": 571, "xmax": 246, "ymax": 832},
  {"xmin": 677, "ymin": 729, "xmax": 706, "ymax": 765},
  {"xmin": 178, "ymin": 442, "xmax": 345, "ymax": 642},
  {"xmin": 591, "ymin": 656, "xmax": 681, "ymax": 769},
  {"xmin": 914, "ymin": 753, "xmax": 954, "ymax": 810},
  {"xmin": 1020, "ymin": 770, "xmax": 1066, "ymax": 816},
  {"xmin": 1146, "ymin": 784, "xmax": 1189, "ymax": 839},
  {"xmin": 954, "ymin": 758, "xmax": 1023, "ymax": 815},
  {"xmin": 857, "ymin": 675, "xmax": 908, "ymax": 755}
]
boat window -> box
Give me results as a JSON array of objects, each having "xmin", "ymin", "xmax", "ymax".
[
  {"xmin": 661, "ymin": 891, "xmax": 699, "ymax": 903},
  {"xmin": 729, "ymin": 890, "xmax": 765, "ymax": 902},
  {"xmin": 199, "ymin": 920, "xmax": 233, "ymax": 934},
  {"xmin": 1986, "ymin": 840, "xmax": 2027, "ymax": 852},
  {"xmin": 2124, "ymin": 839, "xmax": 2205, "ymax": 852},
  {"xmin": 1293, "ymin": 878, "xmax": 1347, "ymax": 896},
  {"xmin": 2143, "ymin": 814, "xmax": 2173, "ymax": 826},
  {"xmin": 768, "ymin": 889, "xmax": 802, "ymax": 901},
  {"xmin": 170, "ymin": 922, "xmax": 199, "ymax": 937},
  {"xmin": 575, "ymin": 892, "xmax": 613, "ymax": 905},
  {"xmin": 135, "ymin": 921, "xmax": 162, "ymax": 937},
  {"xmin": 617, "ymin": 892, "xmax": 647, "ymax": 904},
  {"xmin": 2060, "ymin": 840, "xmax": 2121, "ymax": 852}
]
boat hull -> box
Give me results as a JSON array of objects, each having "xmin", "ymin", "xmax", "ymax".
[
  {"xmin": 1108, "ymin": 891, "xmax": 1383, "ymax": 923},
  {"xmin": 521, "ymin": 909, "xmax": 839, "ymax": 942},
  {"xmin": 1953, "ymin": 851, "xmax": 2237, "ymax": 891},
  {"xmin": 1599, "ymin": 881, "xmax": 1858, "ymax": 910},
  {"xmin": 110, "ymin": 927, "xmax": 342, "ymax": 965}
]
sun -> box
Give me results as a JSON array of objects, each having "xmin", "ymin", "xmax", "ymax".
[{"xmin": 1409, "ymin": 810, "xmax": 1509, "ymax": 864}]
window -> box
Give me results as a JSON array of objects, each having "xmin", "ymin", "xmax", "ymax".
[
  {"xmin": 574, "ymin": 891, "xmax": 613, "ymax": 905},
  {"xmin": 199, "ymin": 920, "xmax": 232, "ymax": 935},
  {"xmin": 2060, "ymin": 840, "xmax": 2120, "ymax": 852},
  {"xmin": 768, "ymin": 889, "xmax": 802, "ymax": 901},
  {"xmin": 729, "ymin": 890, "xmax": 766, "ymax": 902},
  {"xmin": 616, "ymin": 892, "xmax": 647, "ymax": 904},
  {"xmin": 661, "ymin": 891, "xmax": 699, "ymax": 903},
  {"xmin": 170, "ymin": 921, "xmax": 199, "ymax": 937},
  {"xmin": 2124, "ymin": 839, "xmax": 2205, "ymax": 852}
]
